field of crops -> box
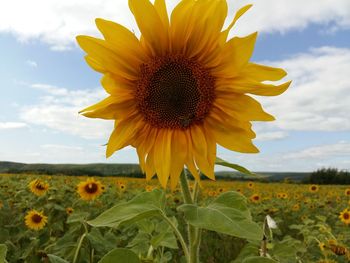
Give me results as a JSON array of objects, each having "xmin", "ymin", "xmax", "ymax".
[{"xmin": 0, "ymin": 173, "xmax": 350, "ymax": 263}]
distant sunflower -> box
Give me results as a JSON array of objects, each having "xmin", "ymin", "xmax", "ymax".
[
  {"xmin": 249, "ymin": 193, "xmax": 260, "ymax": 203},
  {"xmin": 77, "ymin": 178, "xmax": 104, "ymax": 201},
  {"xmin": 66, "ymin": 207, "xmax": 74, "ymax": 215},
  {"xmin": 339, "ymin": 208, "xmax": 350, "ymax": 225},
  {"xmin": 309, "ymin": 184, "xmax": 319, "ymax": 193},
  {"xmin": 77, "ymin": 0, "xmax": 290, "ymax": 189},
  {"xmin": 29, "ymin": 179, "xmax": 49, "ymax": 196},
  {"xmin": 24, "ymin": 210, "xmax": 48, "ymax": 230},
  {"xmin": 345, "ymin": 188, "xmax": 350, "ymax": 196}
]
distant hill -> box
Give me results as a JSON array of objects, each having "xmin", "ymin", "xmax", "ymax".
[
  {"xmin": 0, "ymin": 161, "xmax": 311, "ymax": 182},
  {"xmin": 0, "ymin": 161, "xmax": 143, "ymax": 177}
]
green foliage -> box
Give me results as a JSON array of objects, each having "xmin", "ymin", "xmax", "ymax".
[
  {"xmin": 304, "ymin": 167, "xmax": 350, "ymax": 184},
  {"xmin": 215, "ymin": 157, "xmax": 255, "ymax": 176},
  {"xmin": 88, "ymin": 190, "xmax": 166, "ymax": 228},
  {"xmin": 47, "ymin": 254, "xmax": 70, "ymax": 263},
  {"xmin": 0, "ymin": 244, "xmax": 8, "ymax": 263},
  {"xmin": 98, "ymin": 248, "xmax": 140, "ymax": 263},
  {"xmin": 178, "ymin": 191, "xmax": 263, "ymax": 241}
]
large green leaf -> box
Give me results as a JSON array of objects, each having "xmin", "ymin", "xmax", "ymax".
[
  {"xmin": 178, "ymin": 191, "xmax": 263, "ymax": 241},
  {"xmin": 47, "ymin": 254, "xmax": 70, "ymax": 263},
  {"xmin": 98, "ymin": 248, "xmax": 140, "ymax": 263},
  {"xmin": 215, "ymin": 157, "xmax": 254, "ymax": 175},
  {"xmin": 88, "ymin": 189, "xmax": 166, "ymax": 228},
  {"xmin": 231, "ymin": 243, "xmax": 259, "ymax": 263},
  {"xmin": 0, "ymin": 244, "xmax": 7, "ymax": 263}
]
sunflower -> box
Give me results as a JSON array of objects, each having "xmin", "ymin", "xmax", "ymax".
[
  {"xmin": 309, "ymin": 184, "xmax": 319, "ymax": 193},
  {"xmin": 24, "ymin": 210, "xmax": 48, "ymax": 231},
  {"xmin": 66, "ymin": 207, "xmax": 74, "ymax": 215},
  {"xmin": 345, "ymin": 188, "xmax": 350, "ymax": 196},
  {"xmin": 249, "ymin": 193, "xmax": 260, "ymax": 203},
  {"xmin": 339, "ymin": 208, "xmax": 350, "ymax": 225},
  {"xmin": 28, "ymin": 179, "xmax": 49, "ymax": 196},
  {"xmin": 77, "ymin": 0, "xmax": 290, "ymax": 189},
  {"xmin": 77, "ymin": 178, "xmax": 104, "ymax": 201}
]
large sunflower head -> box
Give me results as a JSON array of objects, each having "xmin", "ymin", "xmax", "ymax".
[
  {"xmin": 339, "ymin": 208, "xmax": 350, "ymax": 225},
  {"xmin": 77, "ymin": 0, "xmax": 290, "ymax": 189},
  {"xmin": 28, "ymin": 179, "xmax": 49, "ymax": 196},
  {"xmin": 24, "ymin": 210, "xmax": 48, "ymax": 231},
  {"xmin": 77, "ymin": 178, "xmax": 104, "ymax": 201}
]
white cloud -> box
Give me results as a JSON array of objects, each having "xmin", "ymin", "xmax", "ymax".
[
  {"xmin": 20, "ymin": 83, "xmax": 113, "ymax": 139},
  {"xmin": 0, "ymin": 0, "xmax": 350, "ymax": 50},
  {"xmin": 258, "ymin": 46, "xmax": 350, "ymax": 132},
  {"xmin": 26, "ymin": 60, "xmax": 37, "ymax": 68},
  {"xmin": 284, "ymin": 141, "xmax": 350, "ymax": 160},
  {"xmin": 0, "ymin": 122, "xmax": 27, "ymax": 129}
]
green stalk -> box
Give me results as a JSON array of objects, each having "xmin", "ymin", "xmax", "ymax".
[
  {"xmin": 73, "ymin": 232, "xmax": 87, "ymax": 263},
  {"xmin": 161, "ymin": 212, "xmax": 190, "ymax": 261},
  {"xmin": 179, "ymin": 170, "xmax": 201, "ymax": 263}
]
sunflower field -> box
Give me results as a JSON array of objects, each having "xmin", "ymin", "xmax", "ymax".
[{"xmin": 0, "ymin": 173, "xmax": 349, "ymax": 263}]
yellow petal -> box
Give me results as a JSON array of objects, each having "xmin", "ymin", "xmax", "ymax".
[
  {"xmin": 170, "ymin": 0, "xmax": 227, "ymax": 57},
  {"xmin": 85, "ymin": 56, "xmax": 106, "ymax": 73},
  {"xmin": 206, "ymin": 117, "xmax": 259, "ymax": 153},
  {"xmin": 76, "ymin": 36, "xmax": 138, "ymax": 80},
  {"xmin": 190, "ymin": 125, "xmax": 215, "ymax": 180},
  {"xmin": 154, "ymin": 0, "xmax": 169, "ymax": 30},
  {"xmin": 214, "ymin": 93, "xmax": 275, "ymax": 121},
  {"xmin": 129, "ymin": 0, "xmax": 168, "ymax": 56},
  {"xmin": 184, "ymin": 130, "xmax": 201, "ymax": 181},
  {"xmin": 153, "ymin": 130, "xmax": 172, "ymax": 188},
  {"xmin": 79, "ymin": 95, "xmax": 135, "ymax": 120},
  {"xmin": 220, "ymin": 5, "xmax": 253, "ymax": 45},
  {"xmin": 106, "ymin": 116, "xmax": 142, "ymax": 157},
  {"xmin": 217, "ymin": 79, "xmax": 292, "ymax": 96},
  {"xmin": 214, "ymin": 32, "xmax": 258, "ymax": 79},
  {"xmin": 241, "ymin": 63, "xmax": 287, "ymax": 81},
  {"xmin": 95, "ymin": 18, "xmax": 147, "ymax": 62},
  {"xmin": 145, "ymin": 146, "xmax": 156, "ymax": 180},
  {"xmin": 170, "ymin": 130, "xmax": 187, "ymax": 190},
  {"xmin": 101, "ymin": 74, "xmax": 134, "ymax": 95}
]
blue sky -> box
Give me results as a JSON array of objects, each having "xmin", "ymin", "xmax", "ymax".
[{"xmin": 0, "ymin": 0, "xmax": 349, "ymax": 172}]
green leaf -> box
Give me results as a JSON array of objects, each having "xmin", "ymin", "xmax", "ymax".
[
  {"xmin": 231, "ymin": 243, "xmax": 259, "ymax": 263},
  {"xmin": 243, "ymin": 257, "xmax": 278, "ymax": 263},
  {"xmin": 215, "ymin": 157, "xmax": 254, "ymax": 175},
  {"xmin": 88, "ymin": 189, "xmax": 166, "ymax": 228},
  {"xmin": 0, "ymin": 244, "xmax": 7, "ymax": 263},
  {"xmin": 178, "ymin": 191, "xmax": 263, "ymax": 241},
  {"xmin": 47, "ymin": 254, "xmax": 70, "ymax": 263},
  {"xmin": 98, "ymin": 248, "xmax": 140, "ymax": 263}
]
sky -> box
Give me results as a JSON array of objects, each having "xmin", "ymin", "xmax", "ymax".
[{"xmin": 0, "ymin": 0, "xmax": 349, "ymax": 172}]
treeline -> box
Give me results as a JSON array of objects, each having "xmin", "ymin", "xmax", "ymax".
[{"xmin": 303, "ymin": 168, "xmax": 350, "ymax": 184}]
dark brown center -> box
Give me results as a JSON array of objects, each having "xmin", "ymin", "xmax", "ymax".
[
  {"xmin": 344, "ymin": 213, "xmax": 350, "ymax": 220},
  {"xmin": 136, "ymin": 55, "xmax": 215, "ymax": 129},
  {"xmin": 32, "ymin": 214, "xmax": 43, "ymax": 223},
  {"xmin": 85, "ymin": 183, "xmax": 98, "ymax": 194},
  {"xmin": 36, "ymin": 183, "xmax": 45, "ymax": 190}
]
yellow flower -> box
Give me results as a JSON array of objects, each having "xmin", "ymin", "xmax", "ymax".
[
  {"xmin": 24, "ymin": 210, "xmax": 48, "ymax": 230},
  {"xmin": 345, "ymin": 188, "xmax": 350, "ymax": 196},
  {"xmin": 28, "ymin": 179, "xmax": 49, "ymax": 196},
  {"xmin": 309, "ymin": 184, "xmax": 319, "ymax": 193},
  {"xmin": 247, "ymin": 182, "xmax": 254, "ymax": 189},
  {"xmin": 339, "ymin": 208, "xmax": 350, "ymax": 225},
  {"xmin": 77, "ymin": 0, "xmax": 290, "ymax": 189},
  {"xmin": 66, "ymin": 207, "xmax": 74, "ymax": 215},
  {"xmin": 291, "ymin": 204, "xmax": 300, "ymax": 211},
  {"xmin": 249, "ymin": 193, "xmax": 261, "ymax": 203},
  {"xmin": 77, "ymin": 178, "xmax": 104, "ymax": 201}
]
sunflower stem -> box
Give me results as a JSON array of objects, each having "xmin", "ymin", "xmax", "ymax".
[
  {"xmin": 73, "ymin": 232, "xmax": 87, "ymax": 263},
  {"xmin": 179, "ymin": 170, "xmax": 201, "ymax": 263}
]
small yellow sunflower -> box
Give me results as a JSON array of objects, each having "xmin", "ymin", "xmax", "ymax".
[
  {"xmin": 117, "ymin": 183, "xmax": 126, "ymax": 192},
  {"xmin": 145, "ymin": 185, "xmax": 154, "ymax": 192},
  {"xmin": 66, "ymin": 207, "xmax": 74, "ymax": 215},
  {"xmin": 28, "ymin": 179, "xmax": 49, "ymax": 196},
  {"xmin": 247, "ymin": 182, "xmax": 254, "ymax": 189},
  {"xmin": 309, "ymin": 184, "xmax": 319, "ymax": 193},
  {"xmin": 339, "ymin": 208, "xmax": 350, "ymax": 225},
  {"xmin": 76, "ymin": 0, "xmax": 290, "ymax": 189},
  {"xmin": 345, "ymin": 188, "xmax": 350, "ymax": 196},
  {"xmin": 249, "ymin": 193, "xmax": 261, "ymax": 203},
  {"xmin": 77, "ymin": 178, "xmax": 104, "ymax": 201},
  {"xmin": 291, "ymin": 204, "xmax": 300, "ymax": 211},
  {"xmin": 24, "ymin": 210, "xmax": 48, "ymax": 231}
]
